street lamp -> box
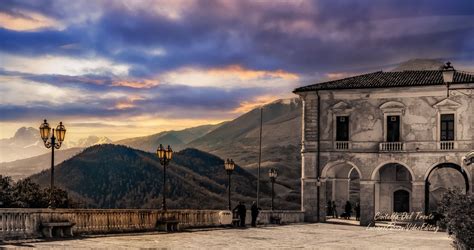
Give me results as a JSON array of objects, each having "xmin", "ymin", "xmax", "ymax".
[
  {"xmin": 39, "ymin": 119, "xmax": 66, "ymax": 208},
  {"xmin": 442, "ymin": 62, "xmax": 455, "ymax": 97},
  {"xmin": 268, "ymin": 168, "xmax": 278, "ymax": 211},
  {"xmin": 224, "ymin": 158, "xmax": 235, "ymax": 210},
  {"xmin": 157, "ymin": 144, "xmax": 173, "ymax": 210}
]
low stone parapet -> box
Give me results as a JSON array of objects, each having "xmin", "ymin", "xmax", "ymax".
[{"xmin": 0, "ymin": 209, "xmax": 304, "ymax": 240}]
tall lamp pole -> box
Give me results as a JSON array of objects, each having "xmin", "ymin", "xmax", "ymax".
[
  {"xmin": 39, "ymin": 119, "xmax": 66, "ymax": 209},
  {"xmin": 157, "ymin": 144, "xmax": 173, "ymax": 210},
  {"xmin": 269, "ymin": 168, "xmax": 278, "ymax": 211},
  {"xmin": 224, "ymin": 159, "xmax": 235, "ymax": 210}
]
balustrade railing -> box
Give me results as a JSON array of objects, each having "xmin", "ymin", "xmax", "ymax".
[
  {"xmin": 0, "ymin": 209, "xmax": 304, "ymax": 240},
  {"xmin": 379, "ymin": 142, "xmax": 404, "ymax": 152},
  {"xmin": 0, "ymin": 209, "xmax": 222, "ymax": 239},
  {"xmin": 335, "ymin": 141, "xmax": 349, "ymax": 150},
  {"xmin": 0, "ymin": 211, "xmax": 39, "ymax": 239},
  {"xmin": 439, "ymin": 141, "xmax": 455, "ymax": 150}
]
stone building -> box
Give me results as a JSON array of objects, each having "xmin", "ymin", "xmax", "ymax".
[{"xmin": 293, "ymin": 63, "xmax": 474, "ymax": 225}]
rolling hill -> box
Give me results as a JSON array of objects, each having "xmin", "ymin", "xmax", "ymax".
[
  {"xmin": 187, "ymin": 98, "xmax": 302, "ymax": 204},
  {"xmin": 0, "ymin": 124, "xmax": 220, "ymax": 180},
  {"xmin": 117, "ymin": 98, "xmax": 303, "ymax": 206},
  {"xmin": 115, "ymin": 123, "xmax": 222, "ymax": 152},
  {"xmin": 29, "ymin": 144, "xmax": 296, "ymax": 209}
]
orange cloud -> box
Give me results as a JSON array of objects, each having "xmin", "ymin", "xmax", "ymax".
[
  {"xmin": 0, "ymin": 11, "xmax": 62, "ymax": 31},
  {"xmin": 112, "ymin": 79, "xmax": 159, "ymax": 88},
  {"xmin": 326, "ymin": 72, "xmax": 351, "ymax": 80},
  {"xmin": 232, "ymin": 95, "xmax": 278, "ymax": 114},
  {"xmin": 208, "ymin": 65, "xmax": 299, "ymax": 80},
  {"xmin": 113, "ymin": 96, "xmax": 145, "ymax": 110}
]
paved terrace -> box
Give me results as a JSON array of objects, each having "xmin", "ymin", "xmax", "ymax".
[{"xmin": 2, "ymin": 223, "xmax": 453, "ymax": 249}]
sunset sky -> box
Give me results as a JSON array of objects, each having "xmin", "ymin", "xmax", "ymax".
[{"xmin": 1, "ymin": 0, "xmax": 473, "ymax": 141}]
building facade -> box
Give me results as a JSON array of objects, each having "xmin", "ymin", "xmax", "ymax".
[{"xmin": 293, "ymin": 64, "xmax": 474, "ymax": 226}]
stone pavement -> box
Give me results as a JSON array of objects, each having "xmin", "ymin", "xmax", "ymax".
[{"xmin": 2, "ymin": 223, "xmax": 453, "ymax": 249}]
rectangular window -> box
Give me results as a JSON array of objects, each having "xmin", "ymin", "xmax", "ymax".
[
  {"xmin": 440, "ymin": 114, "xmax": 454, "ymax": 141},
  {"xmin": 336, "ymin": 116, "xmax": 349, "ymax": 141},
  {"xmin": 387, "ymin": 115, "xmax": 400, "ymax": 142}
]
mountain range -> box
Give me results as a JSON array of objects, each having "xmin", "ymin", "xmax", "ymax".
[
  {"xmin": 113, "ymin": 98, "xmax": 303, "ymax": 206},
  {"xmin": 0, "ymin": 147, "xmax": 83, "ymax": 180},
  {"xmin": 69, "ymin": 136, "xmax": 113, "ymax": 148},
  {"xmin": 115, "ymin": 123, "xmax": 221, "ymax": 152},
  {"xmin": 29, "ymin": 144, "xmax": 290, "ymax": 209},
  {"xmin": 0, "ymin": 127, "xmax": 112, "ymax": 163},
  {"xmin": 1, "ymin": 98, "xmax": 304, "ymax": 207},
  {"xmin": 0, "ymin": 127, "xmax": 49, "ymax": 163}
]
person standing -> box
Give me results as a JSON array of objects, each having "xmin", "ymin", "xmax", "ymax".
[
  {"xmin": 355, "ymin": 202, "xmax": 360, "ymax": 221},
  {"xmin": 344, "ymin": 201, "xmax": 352, "ymax": 219},
  {"xmin": 332, "ymin": 201, "xmax": 338, "ymax": 218},
  {"xmin": 327, "ymin": 200, "xmax": 333, "ymax": 218},
  {"xmin": 233, "ymin": 201, "xmax": 247, "ymax": 227},
  {"xmin": 250, "ymin": 201, "xmax": 261, "ymax": 227}
]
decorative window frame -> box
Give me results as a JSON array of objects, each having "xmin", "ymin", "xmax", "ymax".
[
  {"xmin": 330, "ymin": 101, "xmax": 353, "ymax": 149},
  {"xmin": 380, "ymin": 101, "xmax": 405, "ymax": 142},
  {"xmin": 433, "ymin": 98, "xmax": 461, "ymax": 141}
]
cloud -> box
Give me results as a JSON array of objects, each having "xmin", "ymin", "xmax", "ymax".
[
  {"xmin": 1, "ymin": 0, "xmax": 473, "ymax": 140},
  {"xmin": 231, "ymin": 95, "xmax": 280, "ymax": 114},
  {"xmin": 160, "ymin": 65, "xmax": 299, "ymax": 89},
  {"xmin": 0, "ymin": 69, "xmax": 270, "ymax": 122},
  {"xmin": 1, "ymin": 0, "xmax": 473, "ymax": 76},
  {"xmin": 0, "ymin": 53, "xmax": 129, "ymax": 76},
  {"xmin": 0, "ymin": 10, "xmax": 63, "ymax": 31}
]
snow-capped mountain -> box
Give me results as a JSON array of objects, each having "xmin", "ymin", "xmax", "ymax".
[
  {"xmin": 69, "ymin": 136, "xmax": 113, "ymax": 148},
  {"xmin": 0, "ymin": 127, "xmax": 50, "ymax": 162}
]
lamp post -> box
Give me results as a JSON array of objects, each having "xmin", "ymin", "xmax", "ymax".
[
  {"xmin": 224, "ymin": 158, "xmax": 235, "ymax": 210},
  {"xmin": 39, "ymin": 119, "xmax": 66, "ymax": 208},
  {"xmin": 157, "ymin": 144, "xmax": 173, "ymax": 210},
  {"xmin": 442, "ymin": 62, "xmax": 455, "ymax": 97},
  {"xmin": 268, "ymin": 168, "xmax": 278, "ymax": 211}
]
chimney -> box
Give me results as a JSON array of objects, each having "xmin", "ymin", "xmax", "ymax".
[{"xmin": 442, "ymin": 61, "xmax": 455, "ymax": 83}]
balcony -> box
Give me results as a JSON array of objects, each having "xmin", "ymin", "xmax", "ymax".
[
  {"xmin": 379, "ymin": 142, "xmax": 404, "ymax": 152},
  {"xmin": 439, "ymin": 141, "xmax": 455, "ymax": 150},
  {"xmin": 335, "ymin": 141, "xmax": 350, "ymax": 150}
]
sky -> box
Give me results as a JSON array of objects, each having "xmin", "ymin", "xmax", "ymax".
[{"xmin": 0, "ymin": 0, "xmax": 473, "ymax": 142}]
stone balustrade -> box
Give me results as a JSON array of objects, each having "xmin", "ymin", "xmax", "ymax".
[
  {"xmin": 0, "ymin": 209, "xmax": 304, "ymax": 240},
  {"xmin": 379, "ymin": 142, "xmax": 404, "ymax": 152},
  {"xmin": 318, "ymin": 140, "xmax": 471, "ymax": 152},
  {"xmin": 0, "ymin": 211, "xmax": 39, "ymax": 239}
]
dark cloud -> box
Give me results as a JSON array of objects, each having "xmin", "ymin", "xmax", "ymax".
[
  {"xmin": 0, "ymin": 69, "xmax": 267, "ymax": 121},
  {"xmin": 1, "ymin": 0, "xmax": 473, "ymax": 124},
  {"xmin": 1, "ymin": 0, "xmax": 472, "ymax": 76},
  {"xmin": 0, "ymin": 103, "xmax": 124, "ymax": 121}
]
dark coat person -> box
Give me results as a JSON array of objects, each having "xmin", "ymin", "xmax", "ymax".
[
  {"xmin": 250, "ymin": 201, "xmax": 261, "ymax": 227},
  {"xmin": 344, "ymin": 201, "xmax": 352, "ymax": 219},
  {"xmin": 233, "ymin": 201, "xmax": 247, "ymax": 227},
  {"xmin": 355, "ymin": 202, "xmax": 360, "ymax": 221},
  {"xmin": 332, "ymin": 201, "xmax": 338, "ymax": 218},
  {"xmin": 327, "ymin": 200, "xmax": 333, "ymax": 217}
]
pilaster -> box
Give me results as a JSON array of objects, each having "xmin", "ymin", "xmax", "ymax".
[{"xmin": 359, "ymin": 180, "xmax": 375, "ymax": 226}]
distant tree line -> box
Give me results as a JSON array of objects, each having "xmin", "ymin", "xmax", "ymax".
[{"xmin": 0, "ymin": 175, "xmax": 71, "ymax": 208}]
